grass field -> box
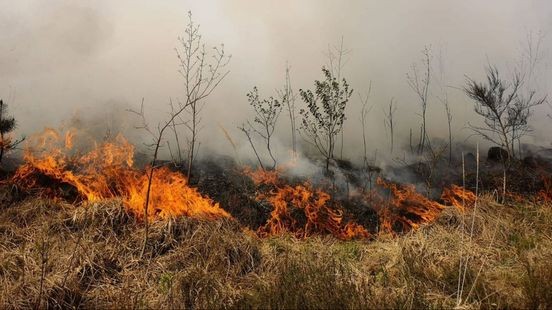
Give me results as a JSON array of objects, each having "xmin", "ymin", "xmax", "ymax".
[{"xmin": 1, "ymin": 191, "xmax": 551, "ymax": 309}]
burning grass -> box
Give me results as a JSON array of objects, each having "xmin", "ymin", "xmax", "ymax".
[
  {"xmin": 2, "ymin": 128, "xmax": 552, "ymax": 308},
  {"xmin": 10, "ymin": 128, "xmax": 229, "ymax": 220},
  {"xmin": 244, "ymin": 167, "xmax": 370, "ymax": 240},
  {"xmin": 243, "ymin": 167, "xmax": 468, "ymax": 239},
  {"xmin": 3, "ymin": 128, "xmax": 519, "ymax": 243},
  {"xmin": 7, "ymin": 128, "xmax": 463, "ymax": 245}
]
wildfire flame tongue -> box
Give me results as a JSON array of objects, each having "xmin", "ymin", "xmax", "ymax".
[
  {"xmin": 245, "ymin": 167, "xmax": 370, "ymax": 240},
  {"xmin": 441, "ymin": 184, "xmax": 477, "ymax": 211},
  {"xmin": 539, "ymin": 175, "xmax": 552, "ymax": 203},
  {"xmin": 375, "ymin": 177, "xmax": 447, "ymax": 233},
  {"xmin": 12, "ymin": 128, "xmax": 230, "ymax": 220}
]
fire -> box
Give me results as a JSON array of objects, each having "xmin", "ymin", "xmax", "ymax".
[
  {"xmin": 9, "ymin": 128, "xmax": 494, "ymax": 239},
  {"xmin": 441, "ymin": 184, "xmax": 477, "ymax": 211},
  {"xmin": 243, "ymin": 166, "xmax": 280, "ymax": 186},
  {"xmin": 247, "ymin": 167, "xmax": 370, "ymax": 240},
  {"xmin": 538, "ymin": 175, "xmax": 552, "ymax": 203},
  {"xmin": 375, "ymin": 178, "xmax": 446, "ymax": 233},
  {"xmin": 12, "ymin": 128, "xmax": 230, "ymax": 220}
]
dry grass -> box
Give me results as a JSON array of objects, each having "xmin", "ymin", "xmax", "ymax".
[{"xmin": 0, "ymin": 190, "xmax": 551, "ymax": 309}]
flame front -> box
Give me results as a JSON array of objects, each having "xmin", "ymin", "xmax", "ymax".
[
  {"xmin": 441, "ymin": 184, "xmax": 477, "ymax": 212},
  {"xmin": 375, "ymin": 178, "xmax": 447, "ymax": 233},
  {"xmin": 12, "ymin": 128, "xmax": 230, "ymax": 220},
  {"xmin": 246, "ymin": 167, "xmax": 370, "ymax": 240},
  {"xmin": 539, "ymin": 175, "xmax": 552, "ymax": 203}
]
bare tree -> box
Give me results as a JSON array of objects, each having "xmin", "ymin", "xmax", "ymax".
[
  {"xmin": 168, "ymin": 98, "xmax": 184, "ymax": 164},
  {"xmin": 238, "ymin": 124, "xmax": 265, "ymax": 170},
  {"xmin": 276, "ymin": 63, "xmax": 298, "ymax": 157},
  {"xmin": 464, "ymin": 65, "xmax": 546, "ymax": 158},
  {"xmin": 175, "ymin": 11, "xmax": 231, "ymax": 180},
  {"xmin": 0, "ymin": 99, "xmax": 24, "ymax": 165},
  {"xmin": 129, "ymin": 98, "xmax": 191, "ymax": 257},
  {"xmin": 517, "ymin": 31, "xmax": 546, "ymax": 157},
  {"xmin": 437, "ymin": 49, "xmax": 453, "ymax": 164},
  {"xmin": 325, "ymin": 37, "xmax": 350, "ymax": 159},
  {"xmin": 358, "ymin": 83, "xmax": 380, "ymax": 195},
  {"xmin": 299, "ymin": 67, "xmax": 353, "ymax": 173},
  {"xmin": 442, "ymin": 97, "xmax": 453, "ymax": 163},
  {"xmin": 519, "ymin": 31, "xmax": 545, "ymax": 90},
  {"xmin": 407, "ymin": 46, "xmax": 432, "ymax": 154},
  {"xmin": 422, "ymin": 137, "xmax": 448, "ymax": 197},
  {"xmin": 383, "ymin": 98, "xmax": 398, "ymax": 154},
  {"xmin": 240, "ymin": 87, "xmax": 282, "ymax": 170},
  {"xmin": 358, "ymin": 82, "xmax": 374, "ymax": 169}
]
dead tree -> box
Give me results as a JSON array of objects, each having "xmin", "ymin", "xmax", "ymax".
[
  {"xmin": 383, "ymin": 98, "xmax": 397, "ymax": 154},
  {"xmin": 464, "ymin": 65, "xmax": 545, "ymax": 158},
  {"xmin": 240, "ymin": 87, "xmax": 282, "ymax": 170},
  {"xmin": 299, "ymin": 67, "xmax": 352, "ymax": 173},
  {"xmin": 175, "ymin": 11, "xmax": 231, "ymax": 180},
  {"xmin": 0, "ymin": 99, "xmax": 24, "ymax": 165},
  {"xmin": 276, "ymin": 63, "xmax": 298, "ymax": 157},
  {"xmin": 407, "ymin": 46, "xmax": 432, "ymax": 154}
]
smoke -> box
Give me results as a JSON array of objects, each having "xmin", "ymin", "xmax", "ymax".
[{"xmin": 1, "ymin": 0, "xmax": 552, "ymax": 167}]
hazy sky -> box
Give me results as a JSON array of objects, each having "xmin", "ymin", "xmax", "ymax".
[{"xmin": 1, "ymin": 0, "xmax": 551, "ymax": 162}]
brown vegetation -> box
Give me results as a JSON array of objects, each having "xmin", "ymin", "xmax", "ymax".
[{"xmin": 1, "ymin": 185, "xmax": 551, "ymax": 309}]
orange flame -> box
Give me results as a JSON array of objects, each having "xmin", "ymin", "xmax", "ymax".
[
  {"xmin": 247, "ymin": 167, "xmax": 370, "ymax": 240},
  {"xmin": 441, "ymin": 184, "xmax": 477, "ymax": 212},
  {"xmin": 242, "ymin": 166, "xmax": 280, "ymax": 186},
  {"xmin": 538, "ymin": 175, "xmax": 552, "ymax": 203},
  {"xmin": 375, "ymin": 177, "xmax": 446, "ymax": 233},
  {"xmin": 12, "ymin": 128, "xmax": 230, "ymax": 220}
]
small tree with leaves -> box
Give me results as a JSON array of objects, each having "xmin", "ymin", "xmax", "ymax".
[
  {"xmin": 299, "ymin": 67, "xmax": 352, "ymax": 172},
  {"xmin": 239, "ymin": 87, "xmax": 282, "ymax": 170},
  {"xmin": 465, "ymin": 65, "xmax": 546, "ymax": 203},
  {"xmin": 464, "ymin": 65, "xmax": 546, "ymax": 158},
  {"xmin": 0, "ymin": 99, "xmax": 24, "ymax": 165}
]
